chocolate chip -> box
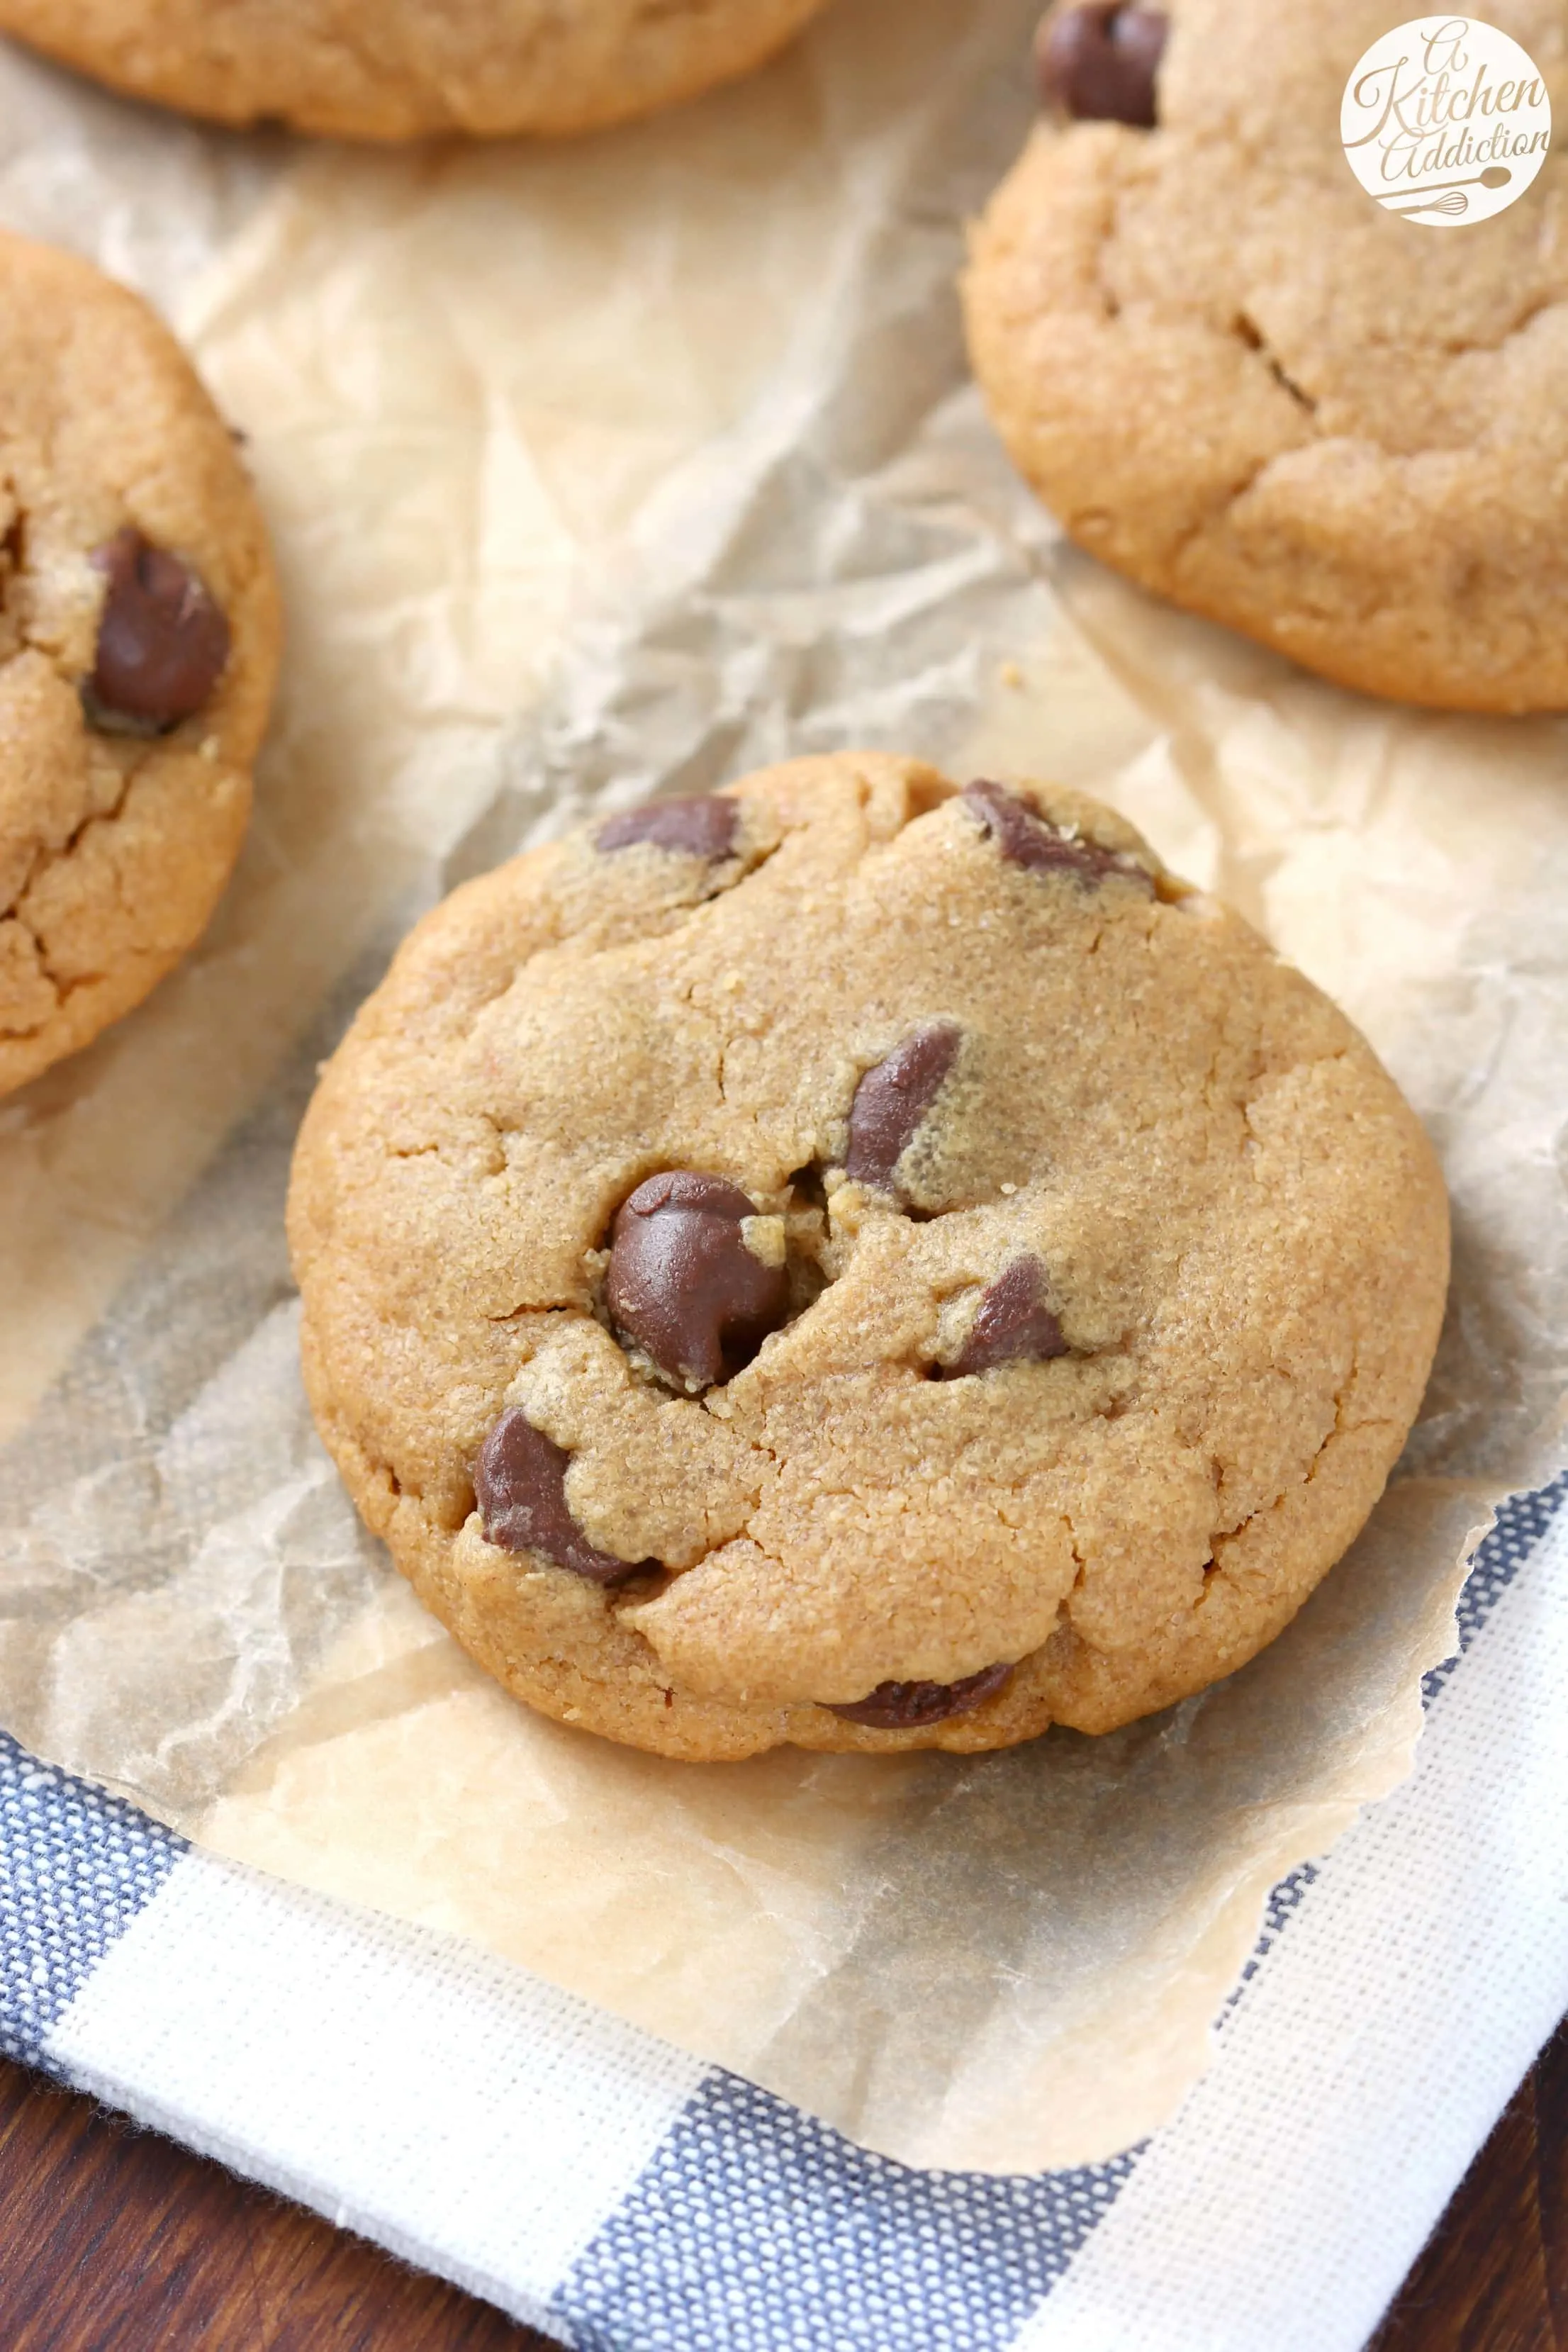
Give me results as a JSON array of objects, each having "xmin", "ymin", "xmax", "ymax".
[
  {"xmin": 606, "ymin": 1170, "xmax": 789, "ymax": 1391},
  {"xmin": 596, "ymin": 795, "xmax": 739, "ymax": 861},
  {"xmin": 963, "ymin": 779, "xmax": 1152, "ymax": 890},
  {"xmin": 474, "ymin": 1406, "xmax": 651, "ymax": 1584},
  {"xmin": 829, "ymin": 1663, "xmax": 1014, "ymax": 1730},
  {"xmin": 1036, "ymin": 4, "xmax": 1167, "ymax": 127},
  {"xmin": 88, "ymin": 527, "xmax": 230, "ymax": 732},
  {"xmin": 939, "ymin": 1258, "xmax": 1069, "ymax": 1378},
  {"xmin": 846, "ymin": 1023, "xmax": 962, "ymax": 1198}
]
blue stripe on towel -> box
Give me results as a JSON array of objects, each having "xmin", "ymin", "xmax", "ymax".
[
  {"xmin": 1422, "ymin": 1472, "xmax": 1568, "ymax": 1701},
  {"xmin": 554, "ymin": 2069, "xmax": 1138, "ymax": 2352},
  {"xmin": 0, "ymin": 1730, "xmax": 183, "ymax": 2063}
]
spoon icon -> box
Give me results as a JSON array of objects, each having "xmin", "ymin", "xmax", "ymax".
[{"xmin": 1382, "ymin": 164, "xmax": 1512, "ymax": 217}]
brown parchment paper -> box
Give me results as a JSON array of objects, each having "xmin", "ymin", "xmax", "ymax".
[{"xmin": 2, "ymin": 0, "xmax": 1567, "ymax": 2175}]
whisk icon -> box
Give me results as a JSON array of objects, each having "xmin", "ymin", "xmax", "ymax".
[{"xmin": 1381, "ymin": 165, "xmax": 1512, "ymax": 218}]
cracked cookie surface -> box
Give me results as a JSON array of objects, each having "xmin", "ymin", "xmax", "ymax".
[
  {"xmin": 962, "ymin": 0, "xmax": 1568, "ymax": 712},
  {"xmin": 0, "ymin": 230, "xmax": 279, "ymax": 1097},
  {"xmin": 0, "ymin": 0, "xmax": 831, "ymax": 139},
  {"xmin": 289, "ymin": 754, "xmax": 1449, "ymax": 1761}
]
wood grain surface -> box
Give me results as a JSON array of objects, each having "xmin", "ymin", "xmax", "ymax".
[{"xmin": 1, "ymin": 2017, "xmax": 1563, "ymax": 2350}]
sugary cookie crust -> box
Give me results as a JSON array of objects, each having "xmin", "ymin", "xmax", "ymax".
[
  {"xmin": 962, "ymin": 0, "xmax": 1568, "ymax": 712},
  {"xmin": 0, "ymin": 0, "xmax": 831, "ymax": 140},
  {"xmin": 0, "ymin": 230, "xmax": 280, "ymax": 1097},
  {"xmin": 292, "ymin": 755, "xmax": 1449, "ymax": 1761}
]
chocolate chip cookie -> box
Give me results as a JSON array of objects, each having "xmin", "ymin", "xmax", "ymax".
[
  {"xmin": 289, "ymin": 755, "xmax": 1449, "ymax": 1761},
  {"xmin": 0, "ymin": 230, "xmax": 279, "ymax": 1097},
  {"xmin": 963, "ymin": 1, "xmax": 1568, "ymax": 711},
  {"xmin": 0, "ymin": 0, "xmax": 831, "ymax": 140}
]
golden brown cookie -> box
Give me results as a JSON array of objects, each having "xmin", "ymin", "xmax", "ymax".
[
  {"xmin": 289, "ymin": 756, "xmax": 1450, "ymax": 1761},
  {"xmin": 0, "ymin": 0, "xmax": 831, "ymax": 140},
  {"xmin": 962, "ymin": 1, "xmax": 1568, "ymax": 712},
  {"xmin": 0, "ymin": 230, "xmax": 279, "ymax": 1097}
]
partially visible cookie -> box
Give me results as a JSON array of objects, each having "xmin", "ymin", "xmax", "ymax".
[
  {"xmin": 0, "ymin": 230, "xmax": 279, "ymax": 1098},
  {"xmin": 0, "ymin": 0, "xmax": 831, "ymax": 140},
  {"xmin": 289, "ymin": 755, "xmax": 1450, "ymax": 1763},
  {"xmin": 962, "ymin": 1, "xmax": 1568, "ymax": 712}
]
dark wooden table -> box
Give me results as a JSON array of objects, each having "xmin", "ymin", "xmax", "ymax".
[{"xmin": 1, "ymin": 2018, "xmax": 1563, "ymax": 2350}]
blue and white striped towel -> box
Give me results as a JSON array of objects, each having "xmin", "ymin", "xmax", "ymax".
[{"xmin": 3, "ymin": 1479, "xmax": 1566, "ymax": 2352}]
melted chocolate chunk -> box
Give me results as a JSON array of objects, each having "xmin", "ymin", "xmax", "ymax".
[
  {"xmin": 845, "ymin": 1023, "xmax": 962, "ymax": 1198},
  {"xmin": 474, "ymin": 1407, "xmax": 651, "ymax": 1584},
  {"xmin": 939, "ymin": 1258, "xmax": 1068, "ymax": 1377},
  {"xmin": 88, "ymin": 527, "xmax": 230, "ymax": 732},
  {"xmin": 597, "ymin": 795, "xmax": 739, "ymax": 861},
  {"xmin": 1036, "ymin": 4, "xmax": 1168, "ymax": 127},
  {"xmin": 606, "ymin": 1170, "xmax": 789, "ymax": 1391},
  {"xmin": 963, "ymin": 779, "xmax": 1152, "ymax": 890},
  {"xmin": 829, "ymin": 1663, "xmax": 1014, "ymax": 1730}
]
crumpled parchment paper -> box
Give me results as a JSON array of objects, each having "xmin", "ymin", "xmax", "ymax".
[{"xmin": 1, "ymin": 0, "xmax": 1565, "ymax": 2173}]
